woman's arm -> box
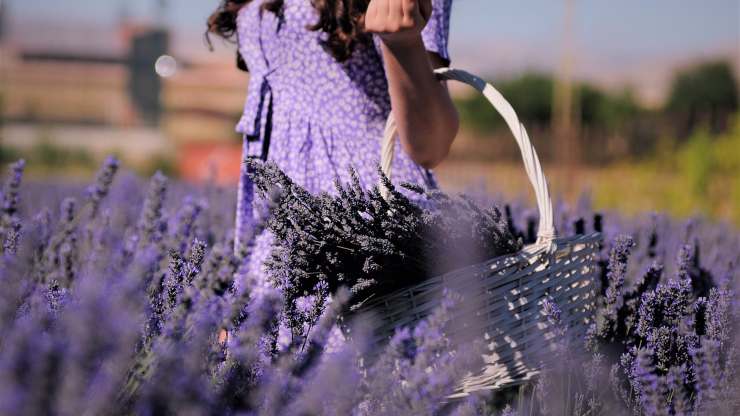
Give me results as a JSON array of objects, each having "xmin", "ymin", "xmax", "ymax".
[{"xmin": 365, "ymin": 0, "xmax": 459, "ymax": 170}]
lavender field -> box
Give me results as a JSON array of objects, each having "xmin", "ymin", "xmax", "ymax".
[{"xmin": 0, "ymin": 157, "xmax": 738, "ymax": 415}]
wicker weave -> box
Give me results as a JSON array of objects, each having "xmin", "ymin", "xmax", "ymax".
[{"xmin": 361, "ymin": 68, "xmax": 602, "ymax": 396}]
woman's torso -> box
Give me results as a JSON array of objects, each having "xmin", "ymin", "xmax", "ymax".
[{"xmin": 235, "ymin": 0, "xmax": 437, "ymax": 194}]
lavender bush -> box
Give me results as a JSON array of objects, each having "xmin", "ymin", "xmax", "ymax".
[
  {"xmin": 499, "ymin": 202, "xmax": 739, "ymax": 415},
  {"xmin": 0, "ymin": 157, "xmax": 737, "ymax": 415}
]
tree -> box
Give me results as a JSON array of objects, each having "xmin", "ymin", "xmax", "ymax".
[
  {"xmin": 666, "ymin": 60, "xmax": 738, "ymax": 135},
  {"xmin": 456, "ymin": 73, "xmax": 641, "ymax": 134},
  {"xmin": 456, "ymin": 73, "xmax": 554, "ymax": 134}
]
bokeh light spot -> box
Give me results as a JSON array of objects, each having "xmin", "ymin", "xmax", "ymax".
[{"xmin": 154, "ymin": 55, "xmax": 177, "ymax": 78}]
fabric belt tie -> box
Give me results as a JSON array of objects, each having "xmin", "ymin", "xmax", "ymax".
[{"xmin": 235, "ymin": 69, "xmax": 274, "ymax": 255}]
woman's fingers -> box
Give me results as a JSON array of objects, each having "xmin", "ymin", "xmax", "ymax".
[
  {"xmin": 388, "ymin": 0, "xmax": 404, "ymax": 29},
  {"xmin": 375, "ymin": 0, "xmax": 389, "ymax": 22},
  {"xmin": 392, "ymin": 0, "xmax": 405, "ymax": 24},
  {"xmin": 366, "ymin": 0, "xmax": 376, "ymax": 21},
  {"xmin": 401, "ymin": 0, "xmax": 418, "ymax": 27},
  {"xmin": 365, "ymin": 0, "xmax": 430, "ymax": 35}
]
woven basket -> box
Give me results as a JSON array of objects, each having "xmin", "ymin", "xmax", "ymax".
[{"xmin": 360, "ymin": 68, "xmax": 601, "ymax": 396}]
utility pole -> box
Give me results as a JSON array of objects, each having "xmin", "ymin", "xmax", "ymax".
[
  {"xmin": 0, "ymin": 0, "xmax": 8, "ymax": 144},
  {"xmin": 0, "ymin": 0, "xmax": 7, "ymax": 42},
  {"xmin": 552, "ymin": 0, "xmax": 580, "ymax": 197}
]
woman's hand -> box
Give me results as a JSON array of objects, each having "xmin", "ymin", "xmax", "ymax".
[
  {"xmin": 364, "ymin": 0, "xmax": 433, "ymax": 48},
  {"xmin": 365, "ymin": 0, "xmax": 459, "ymax": 169}
]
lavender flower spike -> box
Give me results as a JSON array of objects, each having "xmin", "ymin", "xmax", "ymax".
[
  {"xmin": 1, "ymin": 159, "xmax": 26, "ymax": 219},
  {"xmin": 604, "ymin": 235, "xmax": 635, "ymax": 322},
  {"xmin": 86, "ymin": 155, "xmax": 120, "ymax": 219}
]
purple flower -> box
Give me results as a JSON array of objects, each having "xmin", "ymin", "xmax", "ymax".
[
  {"xmin": 85, "ymin": 156, "xmax": 119, "ymax": 220},
  {"xmin": 0, "ymin": 156, "xmax": 736, "ymax": 415},
  {"xmin": 1, "ymin": 159, "xmax": 25, "ymax": 219},
  {"xmin": 704, "ymin": 286, "xmax": 732, "ymax": 346},
  {"xmin": 1, "ymin": 160, "xmax": 26, "ymax": 256},
  {"xmin": 133, "ymin": 171, "xmax": 169, "ymax": 249},
  {"xmin": 604, "ymin": 235, "xmax": 635, "ymax": 322},
  {"xmin": 632, "ymin": 349, "xmax": 668, "ymax": 416},
  {"xmin": 170, "ymin": 196, "xmax": 204, "ymax": 255},
  {"xmin": 2, "ymin": 217, "xmax": 21, "ymax": 255}
]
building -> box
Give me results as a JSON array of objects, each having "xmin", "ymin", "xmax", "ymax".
[{"xmin": 0, "ymin": 14, "xmax": 248, "ymax": 184}]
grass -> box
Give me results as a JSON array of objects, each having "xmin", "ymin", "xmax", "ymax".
[
  {"xmin": 436, "ymin": 117, "xmax": 740, "ymax": 226},
  {"xmin": 435, "ymin": 160, "xmax": 739, "ymax": 227}
]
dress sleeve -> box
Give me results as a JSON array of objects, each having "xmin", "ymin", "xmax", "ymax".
[{"xmin": 421, "ymin": 0, "xmax": 453, "ymax": 65}]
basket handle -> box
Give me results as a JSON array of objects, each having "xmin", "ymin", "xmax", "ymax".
[{"xmin": 380, "ymin": 67, "xmax": 556, "ymax": 245}]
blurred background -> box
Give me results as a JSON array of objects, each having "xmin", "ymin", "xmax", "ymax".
[{"xmin": 0, "ymin": 0, "xmax": 738, "ymax": 224}]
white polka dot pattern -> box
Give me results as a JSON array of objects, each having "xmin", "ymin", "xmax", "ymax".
[{"xmin": 233, "ymin": 0, "xmax": 454, "ymax": 287}]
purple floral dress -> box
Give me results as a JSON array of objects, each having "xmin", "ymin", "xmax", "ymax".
[{"xmin": 234, "ymin": 0, "xmax": 453, "ymax": 287}]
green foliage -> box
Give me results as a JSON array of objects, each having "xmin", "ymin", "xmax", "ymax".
[
  {"xmin": 667, "ymin": 60, "xmax": 739, "ymax": 115},
  {"xmin": 713, "ymin": 117, "xmax": 740, "ymax": 173},
  {"xmin": 457, "ymin": 73, "xmax": 553, "ymax": 134},
  {"xmin": 666, "ymin": 60, "xmax": 738, "ymax": 136},
  {"xmin": 678, "ymin": 116, "xmax": 740, "ymax": 175},
  {"xmin": 580, "ymin": 86, "xmax": 640, "ymax": 131},
  {"xmin": 678, "ymin": 129, "xmax": 713, "ymax": 204},
  {"xmin": 30, "ymin": 134, "xmax": 95, "ymax": 170},
  {"xmin": 501, "ymin": 73, "xmax": 555, "ymax": 126},
  {"xmin": 674, "ymin": 115, "xmax": 740, "ymax": 218},
  {"xmin": 143, "ymin": 154, "xmax": 179, "ymax": 179},
  {"xmin": 709, "ymin": 116, "xmax": 740, "ymax": 224},
  {"xmin": 0, "ymin": 145, "xmax": 21, "ymax": 165},
  {"xmin": 456, "ymin": 72, "xmax": 642, "ymax": 135}
]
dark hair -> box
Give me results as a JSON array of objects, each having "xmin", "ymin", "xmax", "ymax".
[{"xmin": 207, "ymin": 0, "xmax": 371, "ymax": 71}]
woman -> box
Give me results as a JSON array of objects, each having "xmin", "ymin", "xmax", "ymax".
[{"xmin": 208, "ymin": 0, "xmax": 459, "ymax": 287}]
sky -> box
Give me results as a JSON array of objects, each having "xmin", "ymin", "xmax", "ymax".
[{"xmin": 4, "ymin": 0, "xmax": 739, "ymax": 102}]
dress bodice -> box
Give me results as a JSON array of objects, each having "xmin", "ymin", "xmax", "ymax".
[
  {"xmin": 232, "ymin": 0, "xmax": 454, "ymax": 287},
  {"xmin": 235, "ymin": 0, "xmax": 391, "ymax": 142}
]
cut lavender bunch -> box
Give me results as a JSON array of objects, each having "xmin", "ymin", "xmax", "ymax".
[{"xmin": 245, "ymin": 159, "xmax": 523, "ymax": 339}]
